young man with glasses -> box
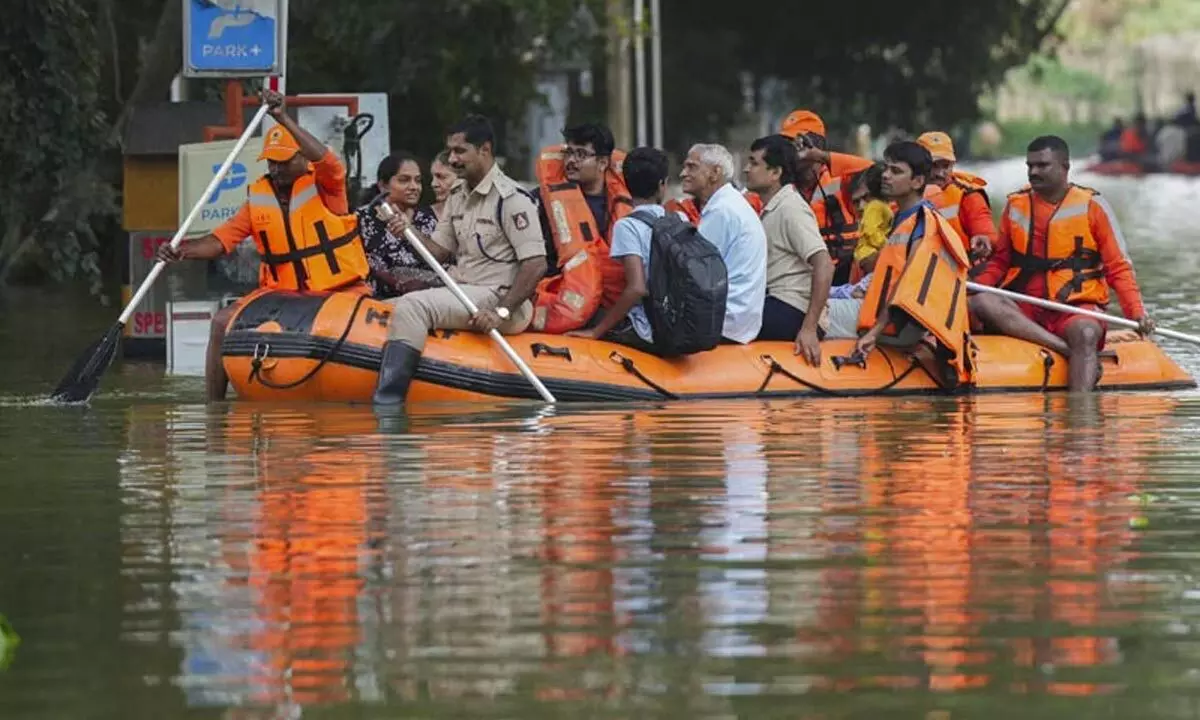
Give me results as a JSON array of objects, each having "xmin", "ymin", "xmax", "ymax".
[{"xmin": 532, "ymin": 123, "xmax": 633, "ymax": 332}]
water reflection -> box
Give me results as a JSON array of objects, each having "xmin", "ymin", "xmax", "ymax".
[{"xmin": 104, "ymin": 394, "xmax": 1185, "ymax": 715}]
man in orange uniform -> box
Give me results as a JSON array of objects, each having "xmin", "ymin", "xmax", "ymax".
[
  {"xmin": 157, "ymin": 88, "xmax": 369, "ymax": 401},
  {"xmin": 917, "ymin": 131, "xmax": 995, "ymax": 265},
  {"xmin": 533, "ymin": 123, "xmax": 630, "ymax": 332},
  {"xmin": 777, "ymin": 109, "xmax": 873, "ymax": 286},
  {"xmin": 970, "ymin": 135, "xmax": 1155, "ymax": 392}
]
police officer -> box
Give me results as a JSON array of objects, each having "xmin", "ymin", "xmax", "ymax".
[{"xmin": 374, "ymin": 114, "xmax": 548, "ymax": 404}]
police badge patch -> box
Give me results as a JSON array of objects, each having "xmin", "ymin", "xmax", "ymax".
[{"xmin": 513, "ymin": 212, "xmax": 530, "ymax": 231}]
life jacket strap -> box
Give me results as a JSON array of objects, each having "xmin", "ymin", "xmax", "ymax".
[
  {"xmin": 260, "ymin": 223, "xmax": 361, "ymax": 276},
  {"xmin": 1009, "ymin": 235, "xmax": 1102, "ymax": 301}
]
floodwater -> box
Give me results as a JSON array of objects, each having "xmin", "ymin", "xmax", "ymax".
[{"xmin": 3, "ymin": 160, "xmax": 1200, "ymax": 718}]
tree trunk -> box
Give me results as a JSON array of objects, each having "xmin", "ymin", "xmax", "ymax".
[{"xmin": 112, "ymin": 0, "xmax": 184, "ymax": 146}]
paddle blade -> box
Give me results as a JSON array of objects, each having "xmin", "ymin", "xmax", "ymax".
[{"xmin": 50, "ymin": 324, "xmax": 122, "ymax": 403}]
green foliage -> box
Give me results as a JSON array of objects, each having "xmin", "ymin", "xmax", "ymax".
[
  {"xmin": 1019, "ymin": 55, "xmax": 1112, "ymax": 103},
  {"xmin": 2, "ymin": 0, "xmax": 1077, "ymax": 292},
  {"xmin": 994, "ymin": 119, "xmax": 1109, "ymax": 156},
  {"xmin": 0, "ymin": 0, "xmax": 115, "ymax": 293},
  {"xmin": 287, "ymin": 0, "xmax": 598, "ymax": 161},
  {"xmin": 660, "ymin": 0, "xmax": 1072, "ymax": 154}
]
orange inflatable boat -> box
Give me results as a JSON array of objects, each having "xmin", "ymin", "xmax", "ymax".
[{"xmin": 221, "ymin": 289, "xmax": 1196, "ymax": 403}]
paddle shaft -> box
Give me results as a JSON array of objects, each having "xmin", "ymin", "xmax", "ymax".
[
  {"xmin": 967, "ymin": 281, "xmax": 1200, "ymax": 345},
  {"xmin": 386, "ymin": 218, "xmax": 556, "ymax": 403},
  {"xmin": 118, "ymin": 104, "xmax": 272, "ymax": 326}
]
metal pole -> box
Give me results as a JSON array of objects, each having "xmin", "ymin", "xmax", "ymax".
[
  {"xmin": 650, "ymin": 0, "xmax": 663, "ymax": 148},
  {"xmin": 270, "ymin": 0, "xmax": 288, "ymax": 94},
  {"xmin": 967, "ymin": 282, "xmax": 1200, "ymax": 345},
  {"xmin": 633, "ymin": 0, "xmax": 647, "ymax": 146},
  {"xmin": 605, "ymin": 0, "xmax": 632, "ymax": 149}
]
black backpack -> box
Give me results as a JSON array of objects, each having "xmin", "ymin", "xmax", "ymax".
[{"xmin": 628, "ymin": 210, "xmax": 728, "ymax": 357}]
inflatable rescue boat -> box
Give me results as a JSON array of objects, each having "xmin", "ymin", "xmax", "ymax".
[{"xmin": 221, "ymin": 289, "xmax": 1196, "ymax": 403}]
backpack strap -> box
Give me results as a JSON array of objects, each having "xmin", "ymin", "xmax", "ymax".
[{"xmin": 627, "ymin": 209, "xmax": 659, "ymax": 228}]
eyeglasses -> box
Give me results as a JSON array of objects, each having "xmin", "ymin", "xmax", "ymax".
[{"xmin": 564, "ymin": 147, "xmax": 598, "ymax": 161}]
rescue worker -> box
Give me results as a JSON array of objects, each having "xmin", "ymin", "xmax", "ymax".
[
  {"xmin": 533, "ymin": 123, "xmax": 629, "ymax": 333},
  {"xmin": 777, "ymin": 109, "xmax": 873, "ymax": 286},
  {"xmin": 743, "ymin": 134, "xmax": 832, "ymax": 365},
  {"xmin": 917, "ymin": 131, "xmax": 995, "ymax": 265},
  {"xmin": 1119, "ymin": 114, "xmax": 1150, "ymax": 160},
  {"xmin": 855, "ymin": 142, "xmax": 972, "ymax": 385},
  {"xmin": 156, "ymin": 88, "xmax": 369, "ymax": 402},
  {"xmin": 970, "ymin": 135, "xmax": 1155, "ymax": 392},
  {"xmin": 372, "ymin": 114, "xmax": 547, "ymax": 405}
]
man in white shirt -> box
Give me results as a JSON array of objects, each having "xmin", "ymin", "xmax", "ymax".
[
  {"xmin": 679, "ymin": 143, "xmax": 767, "ymax": 344},
  {"xmin": 743, "ymin": 134, "xmax": 832, "ymax": 365}
]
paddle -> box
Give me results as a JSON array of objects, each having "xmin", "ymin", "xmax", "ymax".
[
  {"xmin": 50, "ymin": 104, "xmax": 273, "ymax": 403},
  {"xmin": 376, "ymin": 202, "xmax": 557, "ymax": 403},
  {"xmin": 966, "ymin": 281, "xmax": 1200, "ymax": 345}
]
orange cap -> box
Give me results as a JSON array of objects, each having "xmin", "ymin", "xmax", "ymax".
[
  {"xmin": 917, "ymin": 131, "xmax": 956, "ymax": 162},
  {"xmin": 258, "ymin": 124, "xmax": 301, "ymax": 162},
  {"xmin": 779, "ymin": 109, "xmax": 826, "ymax": 139}
]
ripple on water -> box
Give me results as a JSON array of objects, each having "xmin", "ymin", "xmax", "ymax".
[{"xmin": 5, "ymin": 166, "xmax": 1200, "ymax": 717}]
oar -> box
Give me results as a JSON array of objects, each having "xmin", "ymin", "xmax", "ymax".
[
  {"xmin": 50, "ymin": 104, "xmax": 273, "ymax": 403},
  {"xmin": 966, "ymin": 281, "xmax": 1200, "ymax": 345},
  {"xmin": 377, "ymin": 202, "xmax": 557, "ymax": 403}
]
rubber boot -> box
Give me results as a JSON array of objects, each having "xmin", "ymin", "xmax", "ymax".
[{"xmin": 372, "ymin": 341, "xmax": 422, "ymax": 405}]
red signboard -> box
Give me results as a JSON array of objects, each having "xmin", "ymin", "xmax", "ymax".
[{"xmin": 127, "ymin": 232, "xmax": 170, "ymax": 339}]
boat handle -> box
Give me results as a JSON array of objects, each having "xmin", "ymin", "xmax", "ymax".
[
  {"xmin": 531, "ymin": 343, "xmax": 573, "ymax": 362},
  {"xmin": 831, "ymin": 351, "xmax": 868, "ymax": 371}
]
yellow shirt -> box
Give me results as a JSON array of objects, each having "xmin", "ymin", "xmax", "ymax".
[{"xmin": 853, "ymin": 199, "xmax": 894, "ymax": 263}]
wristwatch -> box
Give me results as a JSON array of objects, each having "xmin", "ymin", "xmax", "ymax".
[{"xmin": 495, "ymin": 306, "xmax": 511, "ymax": 321}]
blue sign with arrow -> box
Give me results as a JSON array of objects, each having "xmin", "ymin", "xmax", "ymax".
[
  {"xmin": 208, "ymin": 162, "xmax": 247, "ymax": 203},
  {"xmin": 183, "ymin": 0, "xmax": 281, "ymax": 78}
]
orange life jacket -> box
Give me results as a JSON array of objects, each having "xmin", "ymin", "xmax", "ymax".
[
  {"xmin": 248, "ymin": 174, "xmax": 368, "ymax": 292},
  {"xmin": 665, "ymin": 189, "xmax": 763, "ymax": 226},
  {"xmin": 665, "ymin": 198, "xmax": 701, "ymax": 225},
  {"xmin": 741, "ymin": 191, "xmax": 766, "ymax": 216},
  {"xmin": 532, "ymin": 146, "xmax": 632, "ymax": 334},
  {"xmin": 805, "ymin": 169, "xmax": 860, "ymax": 282},
  {"xmin": 1000, "ymin": 185, "xmax": 1109, "ymax": 305},
  {"xmin": 857, "ymin": 204, "xmax": 972, "ymax": 381},
  {"xmin": 927, "ymin": 170, "xmax": 989, "ymax": 248}
]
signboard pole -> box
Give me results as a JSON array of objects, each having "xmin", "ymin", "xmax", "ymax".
[{"xmin": 268, "ymin": 0, "xmax": 287, "ymax": 94}]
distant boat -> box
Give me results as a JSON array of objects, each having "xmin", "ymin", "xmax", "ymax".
[{"xmin": 1083, "ymin": 159, "xmax": 1200, "ymax": 177}]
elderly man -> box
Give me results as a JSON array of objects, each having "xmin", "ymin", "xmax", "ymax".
[{"xmin": 679, "ymin": 143, "xmax": 767, "ymax": 343}]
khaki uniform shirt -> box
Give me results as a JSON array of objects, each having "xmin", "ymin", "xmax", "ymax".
[
  {"xmin": 430, "ymin": 163, "xmax": 545, "ymax": 291},
  {"xmin": 761, "ymin": 183, "xmax": 828, "ymax": 315}
]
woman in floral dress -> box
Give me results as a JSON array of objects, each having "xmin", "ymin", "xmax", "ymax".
[{"xmin": 356, "ymin": 152, "xmax": 445, "ymax": 298}]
